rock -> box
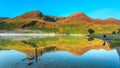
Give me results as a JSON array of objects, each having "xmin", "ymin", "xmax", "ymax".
[
  {"xmin": 27, "ymin": 55, "xmax": 34, "ymax": 60},
  {"xmin": 27, "ymin": 60, "xmax": 33, "ymax": 65}
]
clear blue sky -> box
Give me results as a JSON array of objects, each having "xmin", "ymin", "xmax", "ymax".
[{"xmin": 0, "ymin": 0, "xmax": 120, "ymax": 19}]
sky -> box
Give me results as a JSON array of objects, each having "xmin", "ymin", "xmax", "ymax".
[{"xmin": 0, "ymin": 0, "xmax": 120, "ymax": 19}]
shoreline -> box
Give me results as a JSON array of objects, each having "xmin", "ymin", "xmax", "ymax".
[{"xmin": 0, "ymin": 33, "xmax": 87, "ymax": 37}]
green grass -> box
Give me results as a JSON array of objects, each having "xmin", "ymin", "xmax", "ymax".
[{"xmin": 0, "ymin": 22, "xmax": 15, "ymax": 30}]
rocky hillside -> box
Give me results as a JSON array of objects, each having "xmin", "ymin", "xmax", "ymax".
[
  {"xmin": 15, "ymin": 11, "xmax": 65, "ymax": 22},
  {"xmin": 1, "ymin": 10, "xmax": 120, "ymax": 24},
  {"xmin": 58, "ymin": 12, "xmax": 120, "ymax": 25},
  {"xmin": 0, "ymin": 10, "xmax": 120, "ymax": 34}
]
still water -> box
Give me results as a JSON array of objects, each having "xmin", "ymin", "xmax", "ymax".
[
  {"xmin": 0, "ymin": 49, "xmax": 120, "ymax": 68},
  {"xmin": 0, "ymin": 34, "xmax": 120, "ymax": 68}
]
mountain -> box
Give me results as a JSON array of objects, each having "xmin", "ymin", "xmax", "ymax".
[
  {"xmin": 67, "ymin": 12, "xmax": 94, "ymax": 22},
  {"xmin": 0, "ymin": 10, "xmax": 120, "ymax": 34},
  {"xmin": 15, "ymin": 10, "xmax": 65, "ymax": 22},
  {"xmin": 58, "ymin": 12, "xmax": 120, "ymax": 25},
  {"xmin": 0, "ymin": 17, "xmax": 9, "ymax": 21},
  {"xmin": 103, "ymin": 18, "xmax": 120, "ymax": 24},
  {"xmin": 15, "ymin": 11, "xmax": 43, "ymax": 19},
  {"xmin": 58, "ymin": 12, "xmax": 96, "ymax": 24},
  {"xmin": 4, "ymin": 10, "xmax": 120, "ymax": 24}
]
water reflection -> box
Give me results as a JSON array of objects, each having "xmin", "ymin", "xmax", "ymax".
[
  {"xmin": 88, "ymin": 34, "xmax": 120, "ymax": 64},
  {"xmin": 116, "ymin": 47, "xmax": 120, "ymax": 63},
  {"xmin": 0, "ymin": 49, "xmax": 120, "ymax": 68},
  {"xmin": 0, "ymin": 35, "xmax": 120, "ymax": 68},
  {"xmin": 21, "ymin": 45, "xmax": 60, "ymax": 66},
  {"xmin": 88, "ymin": 34, "xmax": 120, "ymax": 48},
  {"xmin": 88, "ymin": 34, "xmax": 111, "ymax": 46}
]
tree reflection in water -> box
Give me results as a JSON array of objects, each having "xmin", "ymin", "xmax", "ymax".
[
  {"xmin": 21, "ymin": 41, "xmax": 59, "ymax": 66},
  {"xmin": 88, "ymin": 34, "xmax": 111, "ymax": 46}
]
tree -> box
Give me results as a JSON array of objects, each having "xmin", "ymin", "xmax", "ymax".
[
  {"xmin": 112, "ymin": 31, "xmax": 116, "ymax": 34},
  {"xmin": 88, "ymin": 29, "xmax": 95, "ymax": 34}
]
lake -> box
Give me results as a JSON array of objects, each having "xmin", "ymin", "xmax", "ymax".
[{"xmin": 0, "ymin": 34, "xmax": 120, "ymax": 68}]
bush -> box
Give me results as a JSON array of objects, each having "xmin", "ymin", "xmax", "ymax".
[
  {"xmin": 88, "ymin": 29, "xmax": 95, "ymax": 34},
  {"xmin": 112, "ymin": 31, "xmax": 116, "ymax": 34}
]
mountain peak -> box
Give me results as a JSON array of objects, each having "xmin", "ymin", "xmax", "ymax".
[
  {"xmin": 70, "ymin": 12, "xmax": 86, "ymax": 17},
  {"xmin": 64, "ymin": 12, "xmax": 94, "ymax": 23},
  {"xmin": 68, "ymin": 12, "xmax": 91, "ymax": 19},
  {"xmin": 14, "ymin": 10, "xmax": 64, "ymax": 22},
  {"xmin": 15, "ymin": 10, "xmax": 43, "ymax": 19}
]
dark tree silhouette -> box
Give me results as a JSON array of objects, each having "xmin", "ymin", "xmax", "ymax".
[
  {"xmin": 88, "ymin": 29, "xmax": 95, "ymax": 34},
  {"xmin": 112, "ymin": 31, "xmax": 116, "ymax": 34}
]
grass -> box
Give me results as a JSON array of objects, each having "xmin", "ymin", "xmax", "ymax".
[
  {"xmin": 0, "ymin": 22, "xmax": 15, "ymax": 30},
  {"xmin": 2, "ymin": 18, "xmax": 120, "ymax": 34}
]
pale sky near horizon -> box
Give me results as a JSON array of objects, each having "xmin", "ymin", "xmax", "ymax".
[{"xmin": 0, "ymin": 0, "xmax": 120, "ymax": 19}]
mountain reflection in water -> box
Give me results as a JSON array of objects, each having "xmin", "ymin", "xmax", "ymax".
[
  {"xmin": 0, "ymin": 49, "xmax": 120, "ymax": 68},
  {"xmin": 0, "ymin": 35, "xmax": 120, "ymax": 68}
]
